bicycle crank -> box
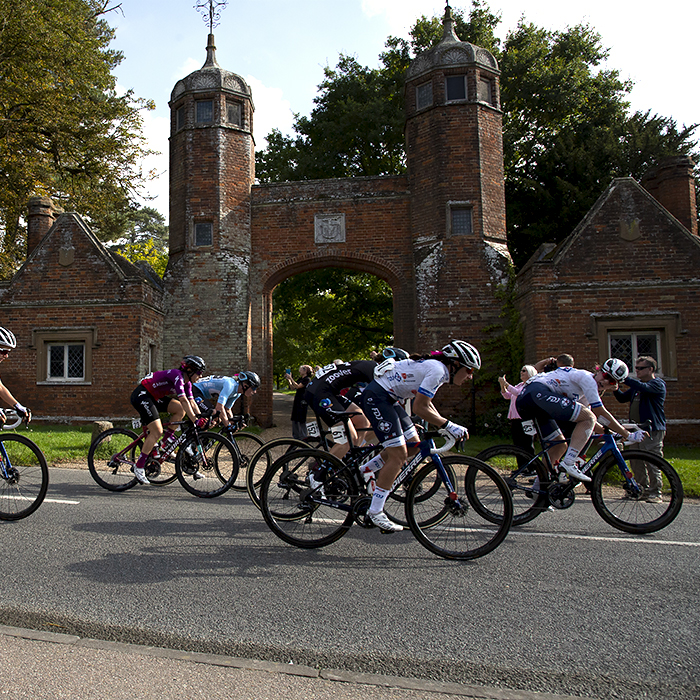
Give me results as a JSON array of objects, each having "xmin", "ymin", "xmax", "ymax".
[
  {"xmin": 352, "ymin": 496, "xmax": 373, "ymax": 527},
  {"xmin": 547, "ymin": 482, "xmax": 575, "ymax": 509}
]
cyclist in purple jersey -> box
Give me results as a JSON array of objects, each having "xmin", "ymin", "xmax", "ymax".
[{"xmin": 129, "ymin": 355, "xmax": 206, "ymax": 484}]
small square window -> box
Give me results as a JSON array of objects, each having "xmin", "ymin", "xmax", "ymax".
[
  {"xmin": 195, "ymin": 222, "xmax": 213, "ymax": 246},
  {"xmin": 446, "ymin": 75, "xmax": 466, "ymax": 101},
  {"xmin": 227, "ymin": 101, "xmax": 242, "ymax": 126},
  {"xmin": 451, "ymin": 208, "xmax": 472, "ymax": 236},
  {"xmin": 416, "ymin": 82, "xmax": 433, "ymax": 110},
  {"xmin": 196, "ymin": 100, "xmax": 213, "ymax": 123},
  {"xmin": 478, "ymin": 78, "xmax": 492, "ymax": 104},
  {"xmin": 47, "ymin": 343, "xmax": 85, "ymax": 381},
  {"xmin": 609, "ymin": 333, "xmax": 661, "ymax": 374},
  {"xmin": 176, "ymin": 105, "xmax": 186, "ymax": 131}
]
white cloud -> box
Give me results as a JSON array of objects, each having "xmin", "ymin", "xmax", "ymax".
[
  {"xmin": 246, "ymin": 75, "xmax": 295, "ymax": 149},
  {"xmin": 173, "ymin": 58, "xmax": 201, "ymax": 82}
]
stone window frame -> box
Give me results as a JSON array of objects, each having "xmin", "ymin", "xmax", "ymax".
[
  {"xmin": 195, "ymin": 99, "xmax": 214, "ymax": 124},
  {"xmin": 175, "ymin": 104, "xmax": 186, "ymax": 131},
  {"xmin": 32, "ymin": 328, "xmax": 97, "ymax": 386},
  {"xmin": 226, "ymin": 100, "xmax": 243, "ymax": 127},
  {"xmin": 194, "ymin": 221, "xmax": 214, "ymax": 247},
  {"xmin": 416, "ymin": 81, "xmax": 433, "ymax": 111},
  {"xmin": 446, "ymin": 201, "xmax": 473, "ymax": 237},
  {"xmin": 445, "ymin": 75, "xmax": 467, "ymax": 102},
  {"xmin": 589, "ymin": 313, "xmax": 681, "ymax": 380}
]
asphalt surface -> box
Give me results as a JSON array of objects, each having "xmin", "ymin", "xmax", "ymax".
[{"xmin": 0, "ymin": 394, "xmax": 697, "ymax": 699}]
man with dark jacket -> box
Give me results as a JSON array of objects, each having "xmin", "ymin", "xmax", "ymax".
[{"xmin": 613, "ymin": 356, "xmax": 666, "ymax": 503}]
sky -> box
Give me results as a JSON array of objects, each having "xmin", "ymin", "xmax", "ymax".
[{"xmin": 107, "ymin": 0, "xmax": 698, "ymax": 221}]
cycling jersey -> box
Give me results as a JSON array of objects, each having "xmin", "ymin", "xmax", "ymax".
[
  {"xmin": 140, "ymin": 369, "xmax": 194, "ymax": 401},
  {"xmin": 194, "ymin": 375, "xmax": 241, "ymax": 410},
  {"xmin": 374, "ymin": 358, "xmax": 450, "ymax": 401},
  {"xmin": 307, "ymin": 360, "xmax": 376, "ymax": 395},
  {"xmin": 525, "ymin": 367, "xmax": 603, "ymax": 408}
]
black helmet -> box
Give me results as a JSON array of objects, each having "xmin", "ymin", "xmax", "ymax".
[
  {"xmin": 238, "ymin": 370, "xmax": 260, "ymax": 390},
  {"xmin": 382, "ymin": 346, "xmax": 409, "ymax": 361},
  {"xmin": 180, "ymin": 355, "xmax": 206, "ymax": 373}
]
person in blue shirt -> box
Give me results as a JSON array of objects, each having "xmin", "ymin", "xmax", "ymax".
[
  {"xmin": 194, "ymin": 371, "xmax": 260, "ymax": 427},
  {"xmin": 613, "ymin": 356, "xmax": 666, "ymax": 503}
]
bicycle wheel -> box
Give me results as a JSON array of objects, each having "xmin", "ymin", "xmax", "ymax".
[
  {"xmin": 88, "ymin": 428, "xmax": 140, "ymax": 492},
  {"xmin": 259, "ymin": 448, "xmax": 356, "ymax": 548},
  {"xmin": 475, "ymin": 445, "xmax": 550, "ymax": 525},
  {"xmin": 590, "ymin": 451, "xmax": 683, "ymax": 534},
  {"xmin": 246, "ymin": 437, "xmax": 311, "ymax": 510},
  {"xmin": 225, "ymin": 432, "xmax": 264, "ymax": 491},
  {"xmin": 144, "ymin": 450, "xmax": 178, "ymax": 486},
  {"xmin": 406, "ymin": 455, "xmax": 513, "ymax": 560},
  {"xmin": 175, "ymin": 431, "xmax": 239, "ymax": 498},
  {"xmin": 0, "ymin": 434, "xmax": 49, "ymax": 520}
]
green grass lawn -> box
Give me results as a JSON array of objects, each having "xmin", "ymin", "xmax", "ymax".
[{"xmin": 10, "ymin": 423, "xmax": 700, "ymax": 498}]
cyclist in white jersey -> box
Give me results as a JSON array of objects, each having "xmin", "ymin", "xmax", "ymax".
[
  {"xmin": 516, "ymin": 358, "xmax": 646, "ymax": 481},
  {"xmin": 358, "ymin": 340, "xmax": 479, "ymax": 533}
]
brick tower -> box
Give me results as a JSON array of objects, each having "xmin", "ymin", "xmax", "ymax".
[
  {"xmin": 163, "ymin": 33, "xmax": 254, "ymax": 372},
  {"xmin": 404, "ymin": 4, "xmax": 509, "ymax": 352}
]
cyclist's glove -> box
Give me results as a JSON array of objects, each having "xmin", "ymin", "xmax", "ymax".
[
  {"xmin": 443, "ymin": 420, "xmax": 469, "ymax": 441},
  {"xmin": 627, "ymin": 429, "xmax": 646, "ymax": 443},
  {"xmin": 195, "ymin": 416, "xmax": 208, "ymax": 429}
]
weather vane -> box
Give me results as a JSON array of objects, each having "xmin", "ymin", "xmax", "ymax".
[{"xmin": 195, "ymin": 0, "xmax": 228, "ymax": 33}]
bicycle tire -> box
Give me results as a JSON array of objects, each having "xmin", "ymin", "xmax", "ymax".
[
  {"xmin": 88, "ymin": 428, "xmax": 141, "ymax": 492},
  {"xmin": 175, "ymin": 431, "xmax": 239, "ymax": 498},
  {"xmin": 590, "ymin": 450, "xmax": 683, "ymax": 534},
  {"xmin": 259, "ymin": 448, "xmax": 355, "ymax": 548},
  {"xmin": 0, "ymin": 433, "xmax": 49, "ymax": 520},
  {"xmin": 406, "ymin": 455, "xmax": 512, "ymax": 560},
  {"xmin": 245, "ymin": 437, "xmax": 311, "ymax": 510},
  {"xmin": 223, "ymin": 432, "xmax": 265, "ymax": 491},
  {"xmin": 475, "ymin": 445, "xmax": 550, "ymax": 525}
]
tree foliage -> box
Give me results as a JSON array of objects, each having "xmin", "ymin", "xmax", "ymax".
[
  {"xmin": 0, "ymin": 0, "xmax": 155, "ymax": 278},
  {"xmin": 107, "ymin": 206, "xmax": 168, "ymax": 277},
  {"xmin": 256, "ymin": 2, "xmax": 699, "ymax": 270},
  {"xmin": 272, "ymin": 268, "xmax": 393, "ymax": 382}
]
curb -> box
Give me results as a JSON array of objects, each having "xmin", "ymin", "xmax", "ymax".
[{"xmin": 0, "ymin": 624, "xmax": 586, "ymax": 700}]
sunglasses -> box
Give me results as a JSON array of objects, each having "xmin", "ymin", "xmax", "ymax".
[
  {"xmin": 635, "ymin": 365, "xmax": 652, "ymax": 371},
  {"xmin": 602, "ymin": 372, "xmax": 618, "ymax": 385}
]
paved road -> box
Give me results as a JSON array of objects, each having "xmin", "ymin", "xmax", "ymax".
[{"xmin": 0, "ymin": 462, "xmax": 698, "ymax": 700}]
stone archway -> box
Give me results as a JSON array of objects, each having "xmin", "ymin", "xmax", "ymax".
[{"xmin": 250, "ymin": 251, "xmax": 414, "ymax": 427}]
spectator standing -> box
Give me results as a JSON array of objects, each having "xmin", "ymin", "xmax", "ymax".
[
  {"xmin": 285, "ymin": 365, "xmax": 313, "ymax": 440},
  {"xmin": 613, "ymin": 356, "xmax": 666, "ymax": 503},
  {"xmin": 498, "ymin": 365, "xmax": 538, "ymax": 455}
]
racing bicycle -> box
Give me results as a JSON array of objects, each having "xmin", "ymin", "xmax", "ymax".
[
  {"xmin": 88, "ymin": 414, "xmax": 240, "ymax": 498},
  {"xmin": 475, "ymin": 422, "xmax": 683, "ymax": 534},
  {"xmin": 258, "ymin": 426, "xmax": 513, "ymax": 561}
]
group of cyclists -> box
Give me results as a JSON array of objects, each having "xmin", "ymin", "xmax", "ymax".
[{"xmin": 0, "ymin": 322, "xmax": 649, "ymax": 529}]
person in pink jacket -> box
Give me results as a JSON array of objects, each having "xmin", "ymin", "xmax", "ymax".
[{"xmin": 499, "ymin": 365, "xmax": 538, "ymax": 456}]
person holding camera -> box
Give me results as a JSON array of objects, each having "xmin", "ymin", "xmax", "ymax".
[{"xmin": 285, "ymin": 365, "xmax": 313, "ymax": 440}]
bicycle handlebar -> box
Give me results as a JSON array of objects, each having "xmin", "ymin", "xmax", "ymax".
[{"xmin": 429, "ymin": 429, "xmax": 457, "ymax": 455}]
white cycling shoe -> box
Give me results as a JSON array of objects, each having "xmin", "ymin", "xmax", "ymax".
[
  {"xmin": 131, "ymin": 465, "xmax": 150, "ymax": 485},
  {"xmin": 558, "ymin": 460, "xmax": 591, "ymax": 483},
  {"xmin": 367, "ymin": 510, "xmax": 403, "ymax": 533}
]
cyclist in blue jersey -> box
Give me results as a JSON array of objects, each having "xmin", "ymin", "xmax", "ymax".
[
  {"xmin": 193, "ymin": 371, "xmax": 261, "ymax": 427},
  {"xmin": 359, "ymin": 340, "xmax": 478, "ymax": 533},
  {"xmin": 130, "ymin": 355, "xmax": 206, "ymax": 484}
]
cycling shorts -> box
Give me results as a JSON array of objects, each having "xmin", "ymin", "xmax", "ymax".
[
  {"xmin": 516, "ymin": 383, "xmax": 582, "ymax": 439},
  {"xmin": 306, "ymin": 387, "xmax": 352, "ymax": 427},
  {"xmin": 359, "ymin": 382, "xmax": 418, "ymax": 449},
  {"xmin": 130, "ymin": 386, "xmax": 177, "ymax": 426}
]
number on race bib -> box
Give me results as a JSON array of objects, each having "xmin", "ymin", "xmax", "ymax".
[
  {"xmin": 306, "ymin": 421, "xmax": 320, "ymax": 438},
  {"xmin": 331, "ymin": 425, "xmax": 348, "ymax": 445}
]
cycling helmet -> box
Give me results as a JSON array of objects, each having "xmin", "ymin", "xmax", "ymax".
[
  {"xmin": 441, "ymin": 340, "xmax": 481, "ymax": 370},
  {"xmin": 180, "ymin": 355, "xmax": 206, "ymax": 373},
  {"xmin": 382, "ymin": 346, "xmax": 409, "ymax": 361},
  {"xmin": 0, "ymin": 327, "xmax": 16, "ymax": 349},
  {"xmin": 602, "ymin": 358, "xmax": 628, "ymax": 383},
  {"xmin": 238, "ymin": 370, "xmax": 260, "ymax": 390}
]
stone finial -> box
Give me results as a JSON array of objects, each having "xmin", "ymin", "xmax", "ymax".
[
  {"xmin": 203, "ymin": 33, "xmax": 220, "ymax": 68},
  {"xmin": 442, "ymin": 3, "xmax": 461, "ymax": 44}
]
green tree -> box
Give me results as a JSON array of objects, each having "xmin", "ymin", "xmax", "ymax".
[
  {"xmin": 107, "ymin": 206, "xmax": 169, "ymax": 277},
  {"xmin": 255, "ymin": 3, "xmax": 699, "ymax": 269},
  {"xmin": 0, "ymin": 0, "xmax": 155, "ymax": 277},
  {"xmin": 272, "ymin": 268, "xmax": 393, "ymax": 384}
]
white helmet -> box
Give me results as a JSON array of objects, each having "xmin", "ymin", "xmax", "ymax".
[
  {"xmin": 602, "ymin": 358, "xmax": 628, "ymax": 383},
  {"xmin": 0, "ymin": 327, "xmax": 16, "ymax": 349},
  {"xmin": 441, "ymin": 340, "xmax": 481, "ymax": 370}
]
